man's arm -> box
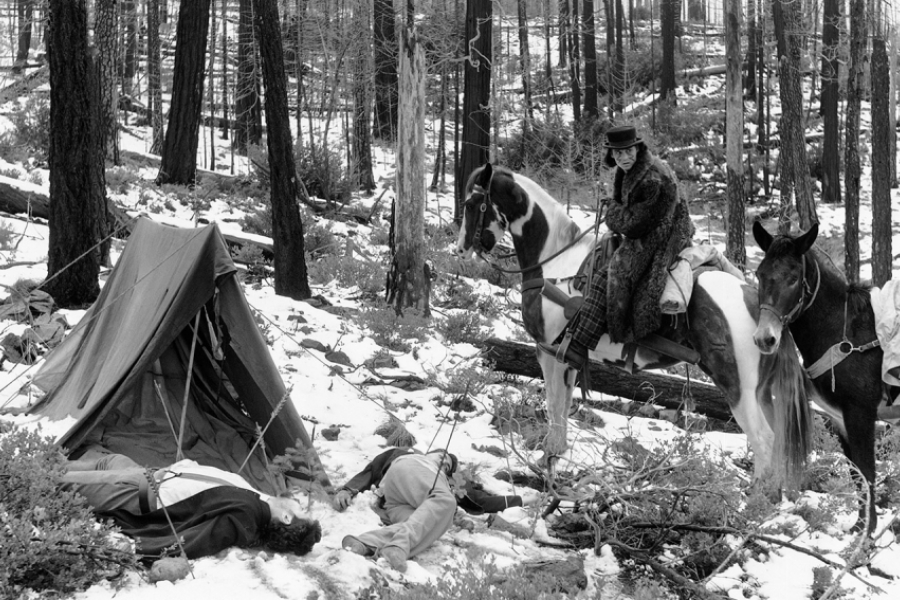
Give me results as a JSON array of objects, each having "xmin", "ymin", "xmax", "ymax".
[
  {"xmin": 333, "ymin": 448, "xmax": 412, "ymax": 511},
  {"xmin": 458, "ymin": 485, "xmax": 523, "ymax": 515}
]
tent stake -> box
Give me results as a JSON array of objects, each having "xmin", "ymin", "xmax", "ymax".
[{"xmin": 176, "ymin": 312, "xmax": 202, "ymax": 462}]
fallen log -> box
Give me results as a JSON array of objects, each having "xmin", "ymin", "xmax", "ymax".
[
  {"xmin": 0, "ymin": 175, "xmax": 132, "ymax": 233},
  {"xmin": 480, "ymin": 337, "xmax": 733, "ymax": 422}
]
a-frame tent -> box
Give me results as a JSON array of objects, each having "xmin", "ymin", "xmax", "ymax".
[{"xmin": 30, "ymin": 218, "xmax": 327, "ymax": 494}]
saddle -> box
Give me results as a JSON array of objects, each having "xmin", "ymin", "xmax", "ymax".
[{"xmin": 530, "ymin": 231, "xmax": 701, "ymax": 371}]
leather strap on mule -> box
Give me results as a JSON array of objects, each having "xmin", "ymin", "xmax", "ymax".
[{"xmin": 806, "ymin": 338, "xmax": 880, "ymax": 389}]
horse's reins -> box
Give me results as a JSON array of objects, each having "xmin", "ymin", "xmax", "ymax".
[{"xmin": 761, "ymin": 252, "xmax": 880, "ymax": 390}]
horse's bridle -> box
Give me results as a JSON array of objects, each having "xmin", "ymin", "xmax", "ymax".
[
  {"xmin": 468, "ymin": 168, "xmax": 496, "ymax": 254},
  {"xmin": 759, "ymin": 253, "xmax": 822, "ymax": 326}
]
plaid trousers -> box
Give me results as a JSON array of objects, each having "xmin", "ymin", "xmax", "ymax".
[{"xmin": 568, "ymin": 260, "xmax": 610, "ymax": 350}]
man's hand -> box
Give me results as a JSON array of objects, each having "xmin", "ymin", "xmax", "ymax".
[{"xmin": 333, "ymin": 489, "xmax": 353, "ymax": 511}]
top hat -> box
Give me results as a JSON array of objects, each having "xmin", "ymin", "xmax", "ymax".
[{"xmin": 604, "ymin": 125, "xmax": 643, "ymax": 149}]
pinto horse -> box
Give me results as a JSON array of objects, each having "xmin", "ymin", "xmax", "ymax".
[
  {"xmin": 455, "ymin": 163, "xmax": 810, "ymax": 486},
  {"xmin": 753, "ymin": 221, "xmax": 894, "ymax": 533}
]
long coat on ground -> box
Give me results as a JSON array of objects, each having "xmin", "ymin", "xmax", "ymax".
[{"xmin": 605, "ymin": 147, "xmax": 694, "ymax": 342}]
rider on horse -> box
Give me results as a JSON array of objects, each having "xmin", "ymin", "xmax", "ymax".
[{"xmin": 539, "ymin": 124, "xmax": 695, "ymax": 369}]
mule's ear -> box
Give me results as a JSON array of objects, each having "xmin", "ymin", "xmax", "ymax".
[
  {"xmin": 752, "ymin": 220, "xmax": 773, "ymax": 252},
  {"xmin": 795, "ymin": 223, "xmax": 818, "ymax": 254}
]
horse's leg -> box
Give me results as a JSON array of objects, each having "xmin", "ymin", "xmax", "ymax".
[
  {"xmin": 837, "ymin": 404, "xmax": 878, "ymax": 533},
  {"xmin": 537, "ymin": 348, "xmax": 576, "ymax": 460},
  {"xmin": 688, "ymin": 276, "xmax": 776, "ymax": 485}
]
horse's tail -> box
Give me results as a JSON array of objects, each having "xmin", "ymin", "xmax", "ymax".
[{"xmin": 766, "ymin": 331, "xmax": 813, "ymax": 491}]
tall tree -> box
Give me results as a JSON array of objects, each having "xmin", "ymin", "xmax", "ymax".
[
  {"xmin": 724, "ymin": 0, "xmax": 745, "ymax": 268},
  {"xmin": 517, "ymin": 0, "xmax": 534, "ymax": 130},
  {"xmin": 14, "ymin": 0, "xmax": 34, "ymax": 73},
  {"xmin": 659, "ymin": 0, "xmax": 676, "ymax": 102},
  {"xmin": 772, "ymin": 0, "xmax": 816, "ymax": 231},
  {"xmin": 613, "ymin": 0, "xmax": 625, "ymax": 113},
  {"xmin": 235, "ymin": 0, "xmax": 262, "ymax": 154},
  {"xmin": 373, "ymin": 0, "xmax": 398, "ymax": 140},
  {"xmin": 567, "ymin": 0, "xmax": 581, "ymax": 123},
  {"xmin": 582, "ymin": 0, "xmax": 599, "ymax": 120},
  {"xmin": 745, "ymin": 0, "xmax": 757, "ymax": 98},
  {"xmin": 148, "ymin": 0, "xmax": 164, "ymax": 154},
  {"xmin": 252, "ymin": 0, "xmax": 311, "ymax": 300},
  {"xmin": 45, "ymin": 0, "xmax": 108, "ymax": 307},
  {"xmin": 457, "ymin": 0, "xmax": 492, "ymax": 215},
  {"xmin": 820, "ymin": 0, "xmax": 840, "ymax": 205},
  {"xmin": 96, "ymin": 0, "xmax": 120, "ymax": 165},
  {"xmin": 157, "ymin": 0, "xmax": 212, "ymax": 185},
  {"xmin": 843, "ymin": 0, "xmax": 866, "ymax": 281},
  {"xmin": 352, "ymin": 0, "xmax": 375, "ymax": 192},
  {"xmin": 388, "ymin": 0, "xmax": 430, "ymax": 314},
  {"xmin": 870, "ymin": 4, "xmax": 891, "ymax": 286},
  {"xmin": 121, "ymin": 1, "xmax": 138, "ymax": 98}
]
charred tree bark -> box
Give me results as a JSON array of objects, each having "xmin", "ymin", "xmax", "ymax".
[
  {"xmin": 235, "ymin": 0, "xmax": 262, "ymax": 155},
  {"xmin": 843, "ymin": 0, "xmax": 866, "ymax": 282},
  {"xmin": 156, "ymin": 0, "xmax": 212, "ymax": 185},
  {"xmin": 14, "ymin": 0, "xmax": 34, "ymax": 73},
  {"xmin": 45, "ymin": 0, "xmax": 108, "ymax": 307},
  {"xmin": 252, "ymin": 0, "xmax": 311, "ymax": 300},
  {"xmin": 96, "ymin": 0, "xmax": 120, "ymax": 165},
  {"xmin": 352, "ymin": 0, "xmax": 375, "ymax": 192},
  {"xmin": 582, "ymin": 0, "xmax": 599, "ymax": 120},
  {"xmin": 373, "ymin": 0, "xmax": 398, "ymax": 141},
  {"xmin": 517, "ymin": 0, "xmax": 534, "ymax": 129},
  {"xmin": 659, "ymin": 0, "xmax": 677, "ymax": 103},
  {"xmin": 457, "ymin": 0, "xmax": 492, "ymax": 216},
  {"xmin": 871, "ymin": 24, "xmax": 891, "ymax": 287},
  {"xmin": 820, "ymin": 0, "xmax": 840, "ymax": 205},
  {"xmin": 148, "ymin": 0, "xmax": 163, "ymax": 154},
  {"xmin": 724, "ymin": 0, "xmax": 745, "ymax": 269}
]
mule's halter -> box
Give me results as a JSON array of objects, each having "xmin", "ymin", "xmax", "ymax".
[{"xmin": 759, "ymin": 253, "xmax": 822, "ymax": 326}]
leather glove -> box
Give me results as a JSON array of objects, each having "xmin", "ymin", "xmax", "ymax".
[{"xmin": 333, "ymin": 489, "xmax": 353, "ymax": 511}]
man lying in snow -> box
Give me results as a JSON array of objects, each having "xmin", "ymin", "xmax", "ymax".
[
  {"xmin": 61, "ymin": 446, "xmax": 322, "ymax": 561},
  {"xmin": 333, "ymin": 447, "xmax": 523, "ymax": 572}
]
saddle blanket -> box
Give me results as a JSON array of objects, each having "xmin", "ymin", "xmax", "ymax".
[
  {"xmin": 660, "ymin": 244, "xmax": 746, "ymax": 314},
  {"xmin": 868, "ymin": 280, "xmax": 900, "ymax": 386}
]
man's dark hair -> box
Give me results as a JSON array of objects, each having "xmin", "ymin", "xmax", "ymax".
[{"xmin": 261, "ymin": 517, "xmax": 322, "ymax": 555}]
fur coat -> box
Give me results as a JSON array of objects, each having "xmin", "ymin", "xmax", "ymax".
[{"xmin": 605, "ymin": 148, "xmax": 694, "ymax": 343}]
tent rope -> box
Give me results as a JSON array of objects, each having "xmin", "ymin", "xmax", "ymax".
[
  {"xmin": 175, "ymin": 311, "xmax": 202, "ymax": 462},
  {"xmin": 238, "ymin": 386, "xmax": 291, "ymax": 474}
]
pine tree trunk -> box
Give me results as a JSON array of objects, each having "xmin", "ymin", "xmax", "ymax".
[
  {"xmin": 820, "ymin": 0, "xmax": 840, "ymax": 205},
  {"xmin": 568, "ymin": 0, "xmax": 582, "ymax": 123},
  {"xmin": 373, "ymin": 0, "xmax": 398, "ymax": 141},
  {"xmin": 353, "ymin": 0, "xmax": 375, "ymax": 192},
  {"xmin": 148, "ymin": 0, "xmax": 163, "ymax": 155},
  {"xmin": 581, "ymin": 0, "xmax": 598, "ymax": 120},
  {"xmin": 518, "ymin": 0, "xmax": 534, "ymax": 128},
  {"xmin": 14, "ymin": 0, "xmax": 34, "ymax": 72},
  {"xmin": 724, "ymin": 0, "xmax": 745, "ymax": 268},
  {"xmin": 157, "ymin": 0, "xmax": 212, "ymax": 185},
  {"xmin": 745, "ymin": 0, "xmax": 757, "ymax": 98},
  {"xmin": 388, "ymin": 18, "xmax": 430, "ymax": 315},
  {"xmin": 559, "ymin": 0, "xmax": 568, "ymax": 68},
  {"xmin": 773, "ymin": 0, "xmax": 816, "ymax": 230},
  {"xmin": 660, "ymin": 0, "xmax": 676, "ymax": 102},
  {"xmin": 45, "ymin": 0, "xmax": 107, "ymax": 307},
  {"xmin": 252, "ymin": 0, "xmax": 310, "ymax": 300},
  {"xmin": 122, "ymin": 1, "xmax": 137, "ymax": 98},
  {"xmin": 605, "ymin": 0, "xmax": 614, "ymax": 118},
  {"xmin": 870, "ymin": 29, "xmax": 891, "ymax": 287},
  {"xmin": 458, "ymin": 0, "xmax": 492, "ymax": 211},
  {"xmin": 235, "ymin": 0, "xmax": 262, "ymax": 155},
  {"xmin": 96, "ymin": 0, "xmax": 120, "ymax": 165},
  {"xmin": 843, "ymin": 0, "xmax": 866, "ymax": 282},
  {"xmin": 613, "ymin": 0, "xmax": 624, "ymax": 113}
]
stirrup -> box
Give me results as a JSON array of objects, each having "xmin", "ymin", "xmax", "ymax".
[{"xmin": 555, "ymin": 332, "xmax": 575, "ymax": 365}]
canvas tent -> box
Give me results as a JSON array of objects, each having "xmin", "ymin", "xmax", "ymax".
[{"xmin": 30, "ymin": 218, "xmax": 327, "ymax": 495}]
